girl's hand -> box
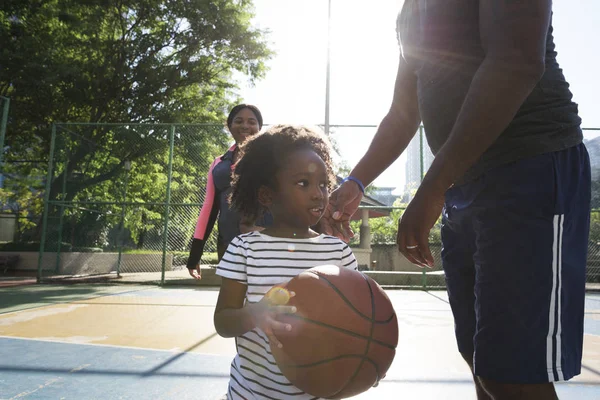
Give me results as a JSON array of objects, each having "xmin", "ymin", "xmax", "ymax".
[{"xmin": 249, "ymin": 288, "xmax": 296, "ymax": 349}]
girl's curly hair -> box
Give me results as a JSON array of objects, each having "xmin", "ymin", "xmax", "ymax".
[{"xmin": 230, "ymin": 124, "xmax": 336, "ymax": 220}]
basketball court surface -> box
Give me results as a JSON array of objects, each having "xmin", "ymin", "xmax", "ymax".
[{"xmin": 1, "ymin": 283, "xmax": 599, "ymax": 399}]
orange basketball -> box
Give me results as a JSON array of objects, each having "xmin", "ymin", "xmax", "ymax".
[{"xmin": 270, "ymin": 265, "xmax": 398, "ymax": 399}]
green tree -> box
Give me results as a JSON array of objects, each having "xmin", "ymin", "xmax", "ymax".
[{"xmin": 0, "ymin": 0, "xmax": 272, "ymax": 242}]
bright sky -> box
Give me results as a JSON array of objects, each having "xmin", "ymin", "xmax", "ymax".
[{"xmin": 238, "ymin": 0, "xmax": 600, "ymax": 189}]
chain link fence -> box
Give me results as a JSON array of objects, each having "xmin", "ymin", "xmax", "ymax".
[
  {"xmin": 0, "ymin": 95, "xmax": 48, "ymax": 249},
  {"xmin": 581, "ymin": 128, "xmax": 600, "ymax": 284},
  {"xmin": 2, "ymin": 118, "xmax": 600, "ymax": 286},
  {"xmin": 0, "ymin": 96, "xmax": 8, "ymax": 164},
  {"xmin": 29, "ymin": 123, "xmax": 227, "ymax": 283},
  {"xmin": 0, "ymin": 96, "xmax": 9, "ymax": 243}
]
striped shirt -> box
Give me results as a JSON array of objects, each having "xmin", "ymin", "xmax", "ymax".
[{"xmin": 217, "ymin": 231, "xmax": 358, "ymax": 400}]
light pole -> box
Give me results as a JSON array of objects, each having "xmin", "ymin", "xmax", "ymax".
[{"xmin": 324, "ymin": 0, "xmax": 332, "ymax": 135}]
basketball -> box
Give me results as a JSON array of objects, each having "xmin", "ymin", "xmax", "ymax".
[{"xmin": 269, "ymin": 265, "xmax": 398, "ymax": 399}]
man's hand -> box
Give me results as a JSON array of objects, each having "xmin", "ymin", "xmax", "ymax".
[
  {"xmin": 320, "ymin": 181, "xmax": 364, "ymax": 242},
  {"xmin": 188, "ymin": 265, "xmax": 202, "ymax": 280},
  {"xmin": 397, "ymin": 186, "xmax": 445, "ymax": 268}
]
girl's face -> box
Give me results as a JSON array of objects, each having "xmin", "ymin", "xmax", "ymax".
[
  {"xmin": 266, "ymin": 148, "xmax": 330, "ymax": 234},
  {"xmin": 229, "ymin": 108, "xmax": 260, "ymax": 144}
]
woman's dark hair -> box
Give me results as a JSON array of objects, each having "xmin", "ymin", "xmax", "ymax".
[
  {"xmin": 227, "ymin": 104, "xmax": 263, "ymax": 129},
  {"xmin": 230, "ymin": 125, "xmax": 336, "ymax": 220}
]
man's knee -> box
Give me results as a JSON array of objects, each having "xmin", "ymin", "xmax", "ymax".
[{"xmin": 478, "ymin": 377, "xmax": 558, "ymax": 400}]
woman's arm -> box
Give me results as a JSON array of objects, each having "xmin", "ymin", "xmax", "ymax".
[{"xmin": 187, "ymin": 158, "xmax": 221, "ymax": 278}]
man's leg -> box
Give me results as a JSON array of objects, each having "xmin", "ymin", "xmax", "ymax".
[
  {"xmin": 462, "ymin": 351, "xmax": 556, "ymax": 400},
  {"xmin": 441, "ymin": 186, "xmax": 487, "ymax": 398},
  {"xmin": 470, "ymin": 145, "xmax": 590, "ymax": 399},
  {"xmin": 478, "ymin": 377, "xmax": 557, "ymax": 400},
  {"xmin": 460, "ymin": 352, "xmax": 492, "ymax": 400}
]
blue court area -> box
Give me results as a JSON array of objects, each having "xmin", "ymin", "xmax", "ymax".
[{"xmin": 0, "ymin": 284, "xmax": 599, "ymax": 399}]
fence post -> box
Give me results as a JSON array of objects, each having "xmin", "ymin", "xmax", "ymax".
[
  {"xmin": 116, "ymin": 160, "xmax": 131, "ymax": 276},
  {"xmin": 419, "ymin": 125, "xmax": 428, "ymax": 290},
  {"xmin": 38, "ymin": 124, "xmax": 57, "ymax": 282},
  {"xmin": 161, "ymin": 125, "xmax": 175, "ymax": 285},
  {"xmin": 54, "ymin": 151, "xmax": 68, "ymax": 274},
  {"xmin": 0, "ymin": 96, "xmax": 9, "ymax": 173}
]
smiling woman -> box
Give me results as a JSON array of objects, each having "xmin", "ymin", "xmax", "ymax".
[
  {"xmin": 185, "ymin": 104, "xmax": 268, "ymax": 280},
  {"xmin": 226, "ymin": 104, "xmax": 263, "ymax": 145}
]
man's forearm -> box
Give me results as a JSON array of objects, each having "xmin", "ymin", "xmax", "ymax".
[
  {"xmin": 421, "ymin": 58, "xmax": 544, "ymax": 195},
  {"xmin": 350, "ymin": 112, "xmax": 420, "ymax": 187}
]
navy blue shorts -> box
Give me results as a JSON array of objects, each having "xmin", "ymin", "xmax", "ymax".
[{"xmin": 442, "ymin": 143, "xmax": 591, "ymax": 384}]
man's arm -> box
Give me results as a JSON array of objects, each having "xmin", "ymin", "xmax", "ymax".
[
  {"xmin": 348, "ymin": 55, "xmax": 421, "ymax": 187},
  {"xmin": 324, "ymin": 55, "xmax": 420, "ymax": 241},
  {"xmin": 419, "ymin": 0, "xmax": 552, "ymax": 196}
]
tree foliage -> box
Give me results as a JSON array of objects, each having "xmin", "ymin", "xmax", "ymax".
[{"xmin": 0, "ymin": 0, "xmax": 272, "ymax": 246}]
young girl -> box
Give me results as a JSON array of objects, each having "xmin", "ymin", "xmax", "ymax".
[{"xmin": 214, "ymin": 125, "xmax": 358, "ymax": 399}]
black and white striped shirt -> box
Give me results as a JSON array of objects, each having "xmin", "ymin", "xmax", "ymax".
[{"xmin": 217, "ymin": 231, "xmax": 358, "ymax": 400}]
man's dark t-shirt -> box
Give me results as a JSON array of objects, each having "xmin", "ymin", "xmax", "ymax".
[{"xmin": 397, "ymin": 0, "xmax": 582, "ymax": 183}]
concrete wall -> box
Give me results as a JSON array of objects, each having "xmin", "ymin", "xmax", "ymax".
[{"xmin": 2, "ymin": 252, "xmax": 173, "ymax": 274}]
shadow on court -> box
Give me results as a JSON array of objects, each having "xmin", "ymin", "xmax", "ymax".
[{"xmin": 0, "ymin": 285, "xmax": 598, "ymax": 399}]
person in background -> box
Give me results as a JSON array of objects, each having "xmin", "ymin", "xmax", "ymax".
[{"xmin": 187, "ymin": 104, "xmax": 269, "ymax": 280}]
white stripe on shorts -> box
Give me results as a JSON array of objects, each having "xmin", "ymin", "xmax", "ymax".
[
  {"xmin": 547, "ymin": 214, "xmax": 565, "ymax": 381},
  {"xmin": 556, "ymin": 214, "xmax": 564, "ymax": 380}
]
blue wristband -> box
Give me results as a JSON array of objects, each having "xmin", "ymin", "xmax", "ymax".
[{"xmin": 342, "ymin": 176, "xmax": 365, "ymax": 193}]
